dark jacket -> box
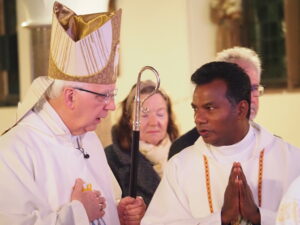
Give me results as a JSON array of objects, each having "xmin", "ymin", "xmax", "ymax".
[
  {"xmin": 168, "ymin": 127, "xmax": 200, "ymax": 159},
  {"xmin": 105, "ymin": 128, "xmax": 160, "ymax": 206}
]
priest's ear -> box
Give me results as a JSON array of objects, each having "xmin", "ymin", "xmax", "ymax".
[{"xmin": 237, "ymin": 100, "xmax": 250, "ymax": 120}]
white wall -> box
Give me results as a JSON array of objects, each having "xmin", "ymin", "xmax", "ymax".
[
  {"xmin": 256, "ymin": 91, "xmax": 300, "ymax": 147},
  {"xmin": 1, "ymin": 0, "xmax": 300, "ymax": 148},
  {"xmin": 0, "ymin": 108, "xmax": 17, "ymax": 134},
  {"xmin": 113, "ymin": 0, "xmax": 216, "ymax": 133}
]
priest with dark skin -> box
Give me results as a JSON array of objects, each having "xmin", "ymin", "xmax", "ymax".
[
  {"xmin": 142, "ymin": 61, "xmax": 300, "ymax": 225},
  {"xmin": 191, "ymin": 64, "xmax": 260, "ymax": 224},
  {"xmin": 190, "ymin": 73, "xmax": 258, "ymax": 224}
]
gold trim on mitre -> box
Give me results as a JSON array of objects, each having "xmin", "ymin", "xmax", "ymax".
[{"xmin": 48, "ymin": 1, "xmax": 122, "ymax": 84}]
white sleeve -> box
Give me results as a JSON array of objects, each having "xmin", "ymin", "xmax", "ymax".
[
  {"xmin": 141, "ymin": 160, "xmax": 223, "ymax": 225},
  {"xmin": 0, "ymin": 200, "xmax": 89, "ymax": 225},
  {"xmin": 109, "ymin": 167, "xmax": 122, "ymax": 203},
  {"xmin": 0, "ymin": 148, "xmax": 90, "ymax": 225}
]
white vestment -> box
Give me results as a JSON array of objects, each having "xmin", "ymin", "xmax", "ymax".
[
  {"xmin": 0, "ymin": 100, "xmax": 121, "ymax": 225},
  {"xmin": 142, "ymin": 123, "xmax": 300, "ymax": 225},
  {"xmin": 276, "ymin": 175, "xmax": 300, "ymax": 225}
]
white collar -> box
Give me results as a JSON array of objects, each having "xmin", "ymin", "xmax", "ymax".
[
  {"xmin": 203, "ymin": 125, "xmax": 256, "ymax": 163},
  {"xmin": 33, "ymin": 98, "xmax": 83, "ymax": 148},
  {"xmin": 192, "ymin": 121, "xmax": 275, "ymax": 163}
]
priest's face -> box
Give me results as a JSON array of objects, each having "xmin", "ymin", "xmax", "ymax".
[
  {"xmin": 192, "ymin": 79, "xmax": 247, "ymax": 146},
  {"xmin": 71, "ymin": 83, "xmax": 116, "ymax": 135},
  {"xmin": 139, "ymin": 93, "xmax": 169, "ymax": 146}
]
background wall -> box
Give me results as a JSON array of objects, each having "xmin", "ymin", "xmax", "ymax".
[
  {"xmin": 0, "ymin": 0, "xmax": 299, "ymax": 147},
  {"xmin": 256, "ymin": 91, "xmax": 300, "ymax": 145}
]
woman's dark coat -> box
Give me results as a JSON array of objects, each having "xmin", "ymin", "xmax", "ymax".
[{"xmin": 104, "ymin": 128, "xmax": 161, "ymax": 206}]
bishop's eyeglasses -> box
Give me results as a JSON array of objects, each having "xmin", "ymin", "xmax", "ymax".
[{"xmin": 74, "ymin": 87, "xmax": 118, "ymax": 104}]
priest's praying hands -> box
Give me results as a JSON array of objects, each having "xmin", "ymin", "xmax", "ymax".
[{"xmin": 222, "ymin": 162, "xmax": 261, "ymax": 225}]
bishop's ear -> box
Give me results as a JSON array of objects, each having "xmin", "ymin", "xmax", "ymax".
[{"xmin": 63, "ymin": 87, "xmax": 76, "ymax": 109}]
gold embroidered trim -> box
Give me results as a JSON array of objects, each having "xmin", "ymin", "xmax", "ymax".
[
  {"xmin": 203, "ymin": 155, "xmax": 214, "ymax": 213},
  {"xmin": 258, "ymin": 149, "xmax": 264, "ymax": 207},
  {"xmin": 48, "ymin": 9, "xmax": 121, "ymax": 84}
]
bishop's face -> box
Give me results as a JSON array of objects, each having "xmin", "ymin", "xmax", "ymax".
[
  {"xmin": 192, "ymin": 79, "xmax": 248, "ymax": 146},
  {"xmin": 71, "ymin": 83, "xmax": 117, "ymax": 135}
]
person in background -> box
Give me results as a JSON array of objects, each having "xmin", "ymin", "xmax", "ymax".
[
  {"xmin": 0, "ymin": 2, "xmax": 145, "ymax": 225},
  {"xmin": 142, "ymin": 62, "xmax": 300, "ymax": 225},
  {"xmin": 276, "ymin": 176, "xmax": 300, "ymax": 225},
  {"xmin": 168, "ymin": 46, "xmax": 264, "ymax": 159},
  {"xmin": 105, "ymin": 80, "xmax": 179, "ymax": 206}
]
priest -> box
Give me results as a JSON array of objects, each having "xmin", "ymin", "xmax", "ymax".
[{"xmin": 142, "ymin": 62, "xmax": 300, "ymax": 225}]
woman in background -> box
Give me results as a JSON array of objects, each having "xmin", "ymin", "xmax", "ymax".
[{"xmin": 105, "ymin": 80, "xmax": 179, "ymax": 206}]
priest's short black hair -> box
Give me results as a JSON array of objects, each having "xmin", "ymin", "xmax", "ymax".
[{"xmin": 191, "ymin": 61, "xmax": 251, "ymax": 119}]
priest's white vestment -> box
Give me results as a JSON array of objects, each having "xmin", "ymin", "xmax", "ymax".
[
  {"xmin": 0, "ymin": 101, "xmax": 121, "ymax": 225},
  {"xmin": 142, "ymin": 123, "xmax": 300, "ymax": 225}
]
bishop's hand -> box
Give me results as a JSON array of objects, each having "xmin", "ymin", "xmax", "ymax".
[
  {"xmin": 71, "ymin": 178, "xmax": 105, "ymax": 222},
  {"xmin": 118, "ymin": 196, "xmax": 146, "ymax": 225}
]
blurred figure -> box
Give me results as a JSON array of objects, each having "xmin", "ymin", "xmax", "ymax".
[
  {"xmin": 216, "ymin": 46, "xmax": 263, "ymax": 119},
  {"xmin": 168, "ymin": 46, "xmax": 264, "ymax": 159},
  {"xmin": 105, "ymin": 80, "xmax": 179, "ymax": 206},
  {"xmin": 276, "ymin": 176, "xmax": 300, "ymax": 225}
]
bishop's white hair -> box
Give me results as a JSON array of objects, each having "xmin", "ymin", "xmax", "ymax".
[
  {"xmin": 46, "ymin": 79, "xmax": 87, "ymax": 99},
  {"xmin": 216, "ymin": 46, "xmax": 262, "ymax": 77},
  {"xmin": 34, "ymin": 79, "xmax": 87, "ymax": 111}
]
